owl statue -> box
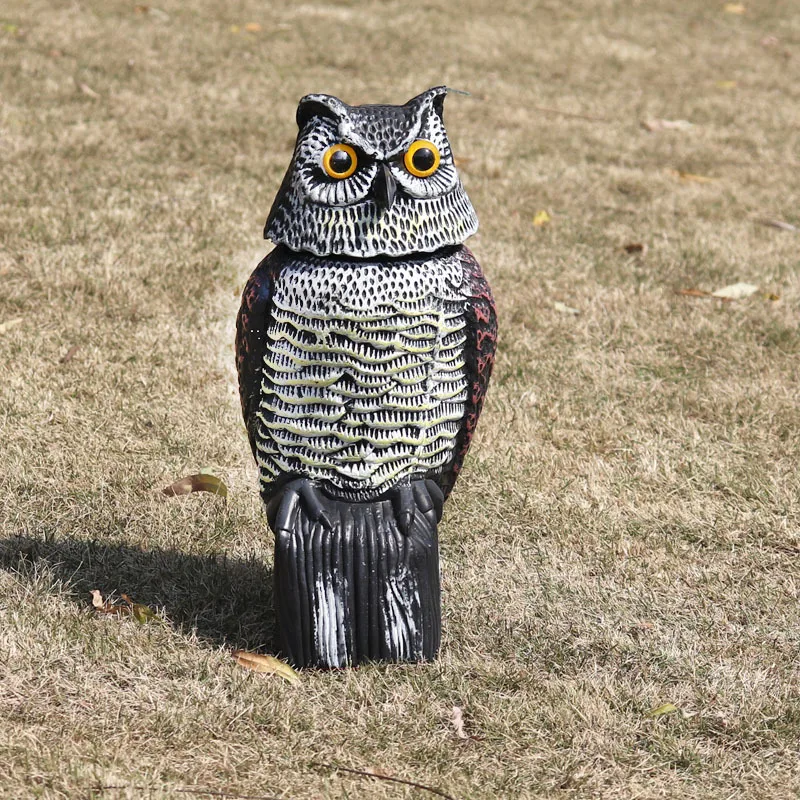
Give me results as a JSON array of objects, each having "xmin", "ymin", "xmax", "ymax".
[{"xmin": 236, "ymin": 86, "xmax": 497, "ymax": 668}]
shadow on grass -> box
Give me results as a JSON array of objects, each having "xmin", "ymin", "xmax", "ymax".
[{"xmin": 0, "ymin": 535, "xmax": 274, "ymax": 651}]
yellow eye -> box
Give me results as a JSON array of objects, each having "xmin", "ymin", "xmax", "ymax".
[
  {"xmin": 404, "ymin": 140, "xmax": 440, "ymax": 178},
  {"xmin": 322, "ymin": 143, "xmax": 357, "ymax": 179}
]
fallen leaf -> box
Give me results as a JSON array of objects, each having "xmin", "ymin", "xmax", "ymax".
[
  {"xmin": 532, "ymin": 210, "xmax": 551, "ymax": 227},
  {"xmin": 59, "ymin": 344, "xmax": 80, "ymax": 364},
  {"xmin": 676, "ymin": 288, "xmax": 712, "ymax": 298},
  {"xmin": 764, "ymin": 292, "xmax": 780, "ymax": 301},
  {"xmin": 451, "ymin": 706, "xmax": 469, "ymax": 740},
  {"xmin": 711, "ymin": 282, "xmax": 759, "ymax": 299},
  {"xmin": 716, "ymin": 80, "xmax": 737, "ymax": 89},
  {"xmin": 162, "ymin": 473, "xmax": 228, "ymax": 498},
  {"xmin": 121, "ymin": 594, "xmax": 158, "ymax": 623},
  {"xmin": 244, "ymin": 22, "xmax": 262, "ymax": 32},
  {"xmin": 134, "ymin": 4, "xmax": 149, "ymax": 12},
  {"xmin": 623, "ymin": 242, "xmax": 648, "ymax": 255},
  {"xmin": 723, "ymin": 3, "xmax": 745, "ymax": 13},
  {"xmin": 90, "ymin": 590, "xmax": 157, "ymax": 622},
  {"xmin": 232, "ymin": 651, "xmax": 300, "ymax": 684},
  {"xmin": 78, "ymin": 82, "xmax": 100, "ymax": 98},
  {"xmin": 756, "ymin": 218, "xmax": 797, "ymax": 232},
  {"xmin": 554, "ymin": 301, "xmax": 580, "ymax": 315},
  {"xmin": 669, "ymin": 169, "xmax": 715, "ymax": 184},
  {"xmin": 0, "ymin": 318, "xmax": 23, "ymax": 334},
  {"xmin": 90, "ymin": 590, "xmax": 127, "ymax": 616},
  {"xmin": 132, "ymin": 604, "xmax": 156, "ymax": 622},
  {"xmin": 641, "ymin": 119, "xmax": 693, "ymax": 132},
  {"xmin": 647, "ymin": 703, "xmax": 679, "ymax": 718}
]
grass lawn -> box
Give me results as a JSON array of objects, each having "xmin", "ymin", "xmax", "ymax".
[{"xmin": 1, "ymin": 0, "xmax": 799, "ymax": 797}]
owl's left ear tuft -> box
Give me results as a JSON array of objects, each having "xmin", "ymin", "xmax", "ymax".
[{"xmin": 296, "ymin": 93, "xmax": 349, "ymax": 130}]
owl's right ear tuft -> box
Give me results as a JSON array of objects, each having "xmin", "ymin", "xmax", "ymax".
[{"xmin": 296, "ymin": 93, "xmax": 348, "ymax": 129}]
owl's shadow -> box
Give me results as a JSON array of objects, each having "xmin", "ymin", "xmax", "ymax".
[{"xmin": 0, "ymin": 535, "xmax": 274, "ymax": 651}]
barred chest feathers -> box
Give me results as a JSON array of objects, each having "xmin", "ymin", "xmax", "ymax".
[{"xmin": 254, "ymin": 250, "xmax": 468, "ymax": 502}]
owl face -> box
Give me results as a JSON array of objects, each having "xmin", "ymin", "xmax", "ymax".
[{"xmin": 265, "ymin": 87, "xmax": 478, "ymax": 259}]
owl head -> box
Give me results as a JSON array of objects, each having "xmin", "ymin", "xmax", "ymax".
[{"xmin": 265, "ymin": 86, "xmax": 478, "ymax": 259}]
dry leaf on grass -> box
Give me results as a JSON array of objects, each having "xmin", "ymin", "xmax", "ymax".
[
  {"xmin": 554, "ymin": 301, "xmax": 580, "ymax": 315},
  {"xmin": 677, "ymin": 284, "xmax": 759, "ymax": 301},
  {"xmin": 641, "ymin": 119, "xmax": 692, "ymax": 132},
  {"xmin": 647, "ymin": 703, "xmax": 679, "ymax": 718},
  {"xmin": 668, "ymin": 169, "xmax": 715, "ymax": 184},
  {"xmin": 59, "ymin": 344, "xmax": 80, "ymax": 364},
  {"xmin": 716, "ymin": 80, "xmax": 737, "ymax": 90},
  {"xmin": 623, "ymin": 242, "xmax": 648, "ymax": 255},
  {"xmin": 90, "ymin": 590, "xmax": 157, "ymax": 623},
  {"xmin": 451, "ymin": 706, "xmax": 469, "ymax": 740},
  {"xmin": 756, "ymin": 218, "xmax": 797, "ymax": 232},
  {"xmin": 244, "ymin": 22, "xmax": 262, "ymax": 32},
  {"xmin": 711, "ymin": 282, "xmax": 759, "ymax": 300},
  {"xmin": 122, "ymin": 594, "xmax": 158, "ymax": 623},
  {"xmin": 232, "ymin": 651, "xmax": 300, "ymax": 684},
  {"xmin": 532, "ymin": 210, "xmax": 551, "ymax": 227},
  {"xmin": 0, "ymin": 318, "xmax": 23, "ymax": 334},
  {"xmin": 91, "ymin": 589, "xmax": 111, "ymax": 611},
  {"xmin": 723, "ymin": 3, "xmax": 745, "ymax": 13},
  {"xmin": 77, "ymin": 81, "xmax": 100, "ymax": 98},
  {"xmin": 162, "ymin": 473, "xmax": 228, "ymax": 498}
]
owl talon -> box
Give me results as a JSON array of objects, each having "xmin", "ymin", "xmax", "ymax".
[
  {"xmin": 295, "ymin": 479, "xmax": 333, "ymax": 529},
  {"xmin": 426, "ymin": 480, "xmax": 444, "ymax": 521},
  {"xmin": 392, "ymin": 484, "xmax": 416, "ymax": 535},
  {"xmin": 413, "ymin": 480, "xmax": 444, "ymax": 526},
  {"xmin": 269, "ymin": 478, "xmax": 332, "ymax": 533},
  {"xmin": 272, "ymin": 484, "xmax": 300, "ymax": 534}
]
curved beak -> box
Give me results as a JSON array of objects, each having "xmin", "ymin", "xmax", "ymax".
[{"xmin": 373, "ymin": 164, "xmax": 397, "ymax": 213}]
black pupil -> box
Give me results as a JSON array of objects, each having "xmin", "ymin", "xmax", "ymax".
[
  {"xmin": 412, "ymin": 147, "xmax": 436, "ymax": 172},
  {"xmin": 329, "ymin": 149, "xmax": 352, "ymax": 174}
]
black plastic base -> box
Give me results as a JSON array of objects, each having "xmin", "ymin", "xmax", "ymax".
[{"xmin": 272, "ymin": 487, "xmax": 441, "ymax": 668}]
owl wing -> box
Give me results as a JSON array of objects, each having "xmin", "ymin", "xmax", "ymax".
[
  {"xmin": 436, "ymin": 246, "xmax": 498, "ymax": 500},
  {"xmin": 235, "ymin": 248, "xmax": 283, "ymax": 461}
]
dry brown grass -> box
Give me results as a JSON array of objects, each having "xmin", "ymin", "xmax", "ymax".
[{"xmin": 1, "ymin": 0, "xmax": 799, "ymax": 798}]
